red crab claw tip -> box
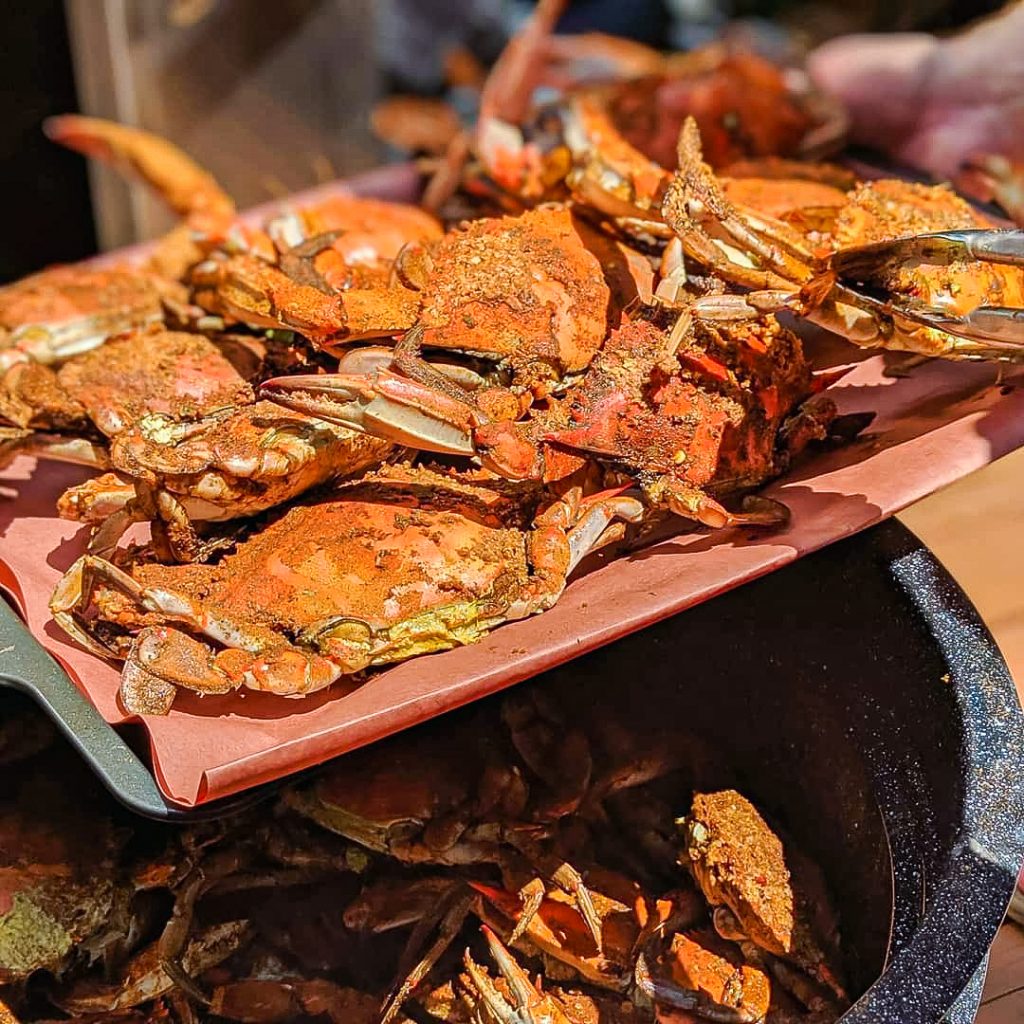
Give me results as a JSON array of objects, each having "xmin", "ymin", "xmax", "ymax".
[{"xmin": 469, "ymin": 881, "xmax": 524, "ymax": 918}]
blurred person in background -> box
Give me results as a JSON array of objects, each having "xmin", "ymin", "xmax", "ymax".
[
  {"xmin": 373, "ymin": 0, "xmax": 1021, "ymax": 177},
  {"xmin": 1, "ymin": 0, "xmax": 1020, "ymax": 282},
  {"xmin": 809, "ymin": 1, "xmax": 1024, "ymax": 180}
]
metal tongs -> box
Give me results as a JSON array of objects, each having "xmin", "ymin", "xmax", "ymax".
[{"xmin": 828, "ymin": 228, "xmax": 1024, "ymax": 350}]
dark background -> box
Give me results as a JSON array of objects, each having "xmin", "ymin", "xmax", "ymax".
[{"xmin": 0, "ymin": 0, "xmax": 1006, "ymax": 283}]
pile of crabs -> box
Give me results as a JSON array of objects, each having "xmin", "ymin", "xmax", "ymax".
[
  {"xmin": 0, "ymin": 680, "xmax": 848, "ymax": 1024},
  {"xmin": 2, "ymin": 2, "xmax": 1023, "ymax": 719}
]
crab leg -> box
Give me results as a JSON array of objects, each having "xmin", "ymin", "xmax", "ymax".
[
  {"xmin": 45, "ymin": 115, "xmax": 235, "ymax": 222},
  {"xmin": 50, "ymin": 554, "xmax": 145, "ymax": 658},
  {"xmin": 463, "ymin": 926, "xmax": 575, "ymax": 1024},
  {"xmin": 0, "ymin": 428, "xmax": 110, "ymax": 471},
  {"xmin": 665, "ymin": 119, "xmax": 815, "ymax": 288},
  {"xmin": 379, "ymin": 885, "xmax": 476, "ymax": 1024}
]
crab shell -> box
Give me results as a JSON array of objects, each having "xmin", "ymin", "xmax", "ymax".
[
  {"xmin": 416, "ymin": 205, "xmax": 616, "ymax": 386},
  {"xmin": 0, "ymin": 267, "xmax": 167, "ymax": 363},
  {"xmin": 56, "ymin": 329, "xmax": 258, "ymax": 439},
  {"xmin": 53, "ymin": 466, "xmax": 630, "ymax": 714},
  {"xmin": 0, "ymin": 773, "xmax": 126, "ymax": 983},
  {"xmin": 680, "ymin": 789, "xmax": 847, "ymax": 1003},
  {"xmin": 265, "ymin": 193, "xmax": 445, "ymax": 281},
  {"xmin": 282, "ymin": 720, "xmax": 489, "ymax": 856}
]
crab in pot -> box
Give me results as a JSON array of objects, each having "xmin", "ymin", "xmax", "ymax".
[
  {"xmin": 50, "ymin": 462, "xmax": 643, "ymax": 714},
  {"xmin": 374, "ymin": 858, "xmax": 771, "ymax": 1024},
  {"xmin": 662, "ymin": 119, "xmax": 1024, "ymax": 361},
  {"xmin": 0, "ymin": 765, "xmax": 131, "ymax": 986},
  {"xmin": 264, "ymin": 302, "xmax": 837, "ymax": 531},
  {"xmin": 290, "ymin": 685, "xmax": 692, "ymax": 957},
  {"xmin": 680, "ymin": 790, "xmax": 847, "ymax": 1011}
]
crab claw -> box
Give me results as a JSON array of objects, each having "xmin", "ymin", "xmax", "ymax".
[
  {"xmin": 44, "ymin": 114, "xmax": 235, "ymax": 221},
  {"xmin": 260, "ymin": 371, "xmax": 480, "ymax": 456},
  {"xmin": 830, "ymin": 228, "xmax": 1024, "ymax": 279},
  {"xmin": 824, "ymin": 229, "xmax": 1024, "ymax": 354}
]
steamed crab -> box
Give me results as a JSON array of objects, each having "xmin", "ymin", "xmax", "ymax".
[
  {"xmin": 680, "ymin": 790, "xmax": 847, "ymax": 1010},
  {"xmin": 0, "ymin": 327, "xmax": 257, "ymax": 483},
  {"xmin": 50, "ymin": 463, "xmax": 643, "ymax": 713},
  {"xmin": 47, "ymin": 115, "xmax": 444, "ymax": 343},
  {"xmin": 419, "ymin": 0, "xmax": 844, "ymax": 220},
  {"xmin": 2, "ymin": 327, "xmax": 391, "ymax": 561},
  {"xmin": 194, "ymin": 200, "xmax": 641, "ymax": 405},
  {"xmin": 0, "ymin": 763, "xmax": 130, "ymax": 987},
  {"xmin": 285, "ymin": 684, "xmax": 694, "ymax": 960},
  {"xmin": 264, "ymin": 304, "xmax": 835, "ymax": 530},
  {"xmin": 0, "ymin": 267, "xmax": 170, "ymax": 381},
  {"xmin": 663, "ymin": 119, "xmax": 1024, "ymax": 361}
]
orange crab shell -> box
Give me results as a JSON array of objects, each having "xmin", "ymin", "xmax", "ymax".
[
  {"xmin": 609, "ymin": 50, "xmax": 817, "ymax": 172},
  {"xmin": 55, "ymin": 330, "xmax": 257, "ymax": 438},
  {"xmin": 417, "ymin": 205, "xmax": 615, "ymax": 381},
  {"xmin": 545, "ymin": 317, "xmax": 811, "ymax": 490},
  {"xmin": 294, "ymin": 194, "xmax": 444, "ymax": 266},
  {"xmin": 0, "ymin": 267, "xmax": 163, "ymax": 333},
  {"xmin": 665, "ymin": 928, "xmax": 772, "ymax": 1021},
  {"xmin": 141, "ymin": 492, "xmax": 522, "ymax": 628}
]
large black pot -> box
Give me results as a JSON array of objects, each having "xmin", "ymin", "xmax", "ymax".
[
  {"xmin": 3, "ymin": 519, "xmax": 1021, "ymax": 1022},
  {"xmin": 524, "ymin": 518, "xmax": 1024, "ymax": 1023}
]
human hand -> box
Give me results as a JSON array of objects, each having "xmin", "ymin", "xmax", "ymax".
[{"xmin": 808, "ymin": 3, "xmax": 1024, "ymax": 180}]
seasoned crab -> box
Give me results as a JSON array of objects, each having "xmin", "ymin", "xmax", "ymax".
[
  {"xmin": 264, "ymin": 307, "xmax": 833, "ymax": 530},
  {"xmin": 0, "ymin": 265, "xmax": 186, "ymax": 439},
  {"xmin": 0, "ymin": 267, "xmax": 169, "ymax": 378},
  {"xmin": 61, "ymin": 397, "xmax": 392, "ymax": 562},
  {"xmin": 197, "ymin": 201, "xmax": 635, "ymax": 406},
  {"xmin": 1, "ymin": 328, "xmax": 390, "ymax": 561},
  {"xmin": 424, "ymin": 0, "xmax": 844, "ymax": 219},
  {"xmin": 0, "ymin": 767, "xmax": 128, "ymax": 984},
  {"xmin": 680, "ymin": 790, "xmax": 846, "ymax": 1008},
  {"xmin": 47, "ymin": 115, "xmax": 444, "ymax": 338},
  {"xmin": 462, "ymin": 923, "xmax": 769, "ymax": 1024},
  {"xmin": 663, "ymin": 119, "xmax": 1024, "ymax": 360},
  {"xmin": 387, "ymin": 864, "xmax": 770, "ymax": 1024},
  {"xmin": 50, "ymin": 464, "xmax": 642, "ymax": 713},
  {"xmin": 1, "ymin": 328, "xmax": 255, "ymax": 460}
]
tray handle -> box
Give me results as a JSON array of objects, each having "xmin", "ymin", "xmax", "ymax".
[{"xmin": 0, "ymin": 598, "xmax": 256, "ymax": 821}]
